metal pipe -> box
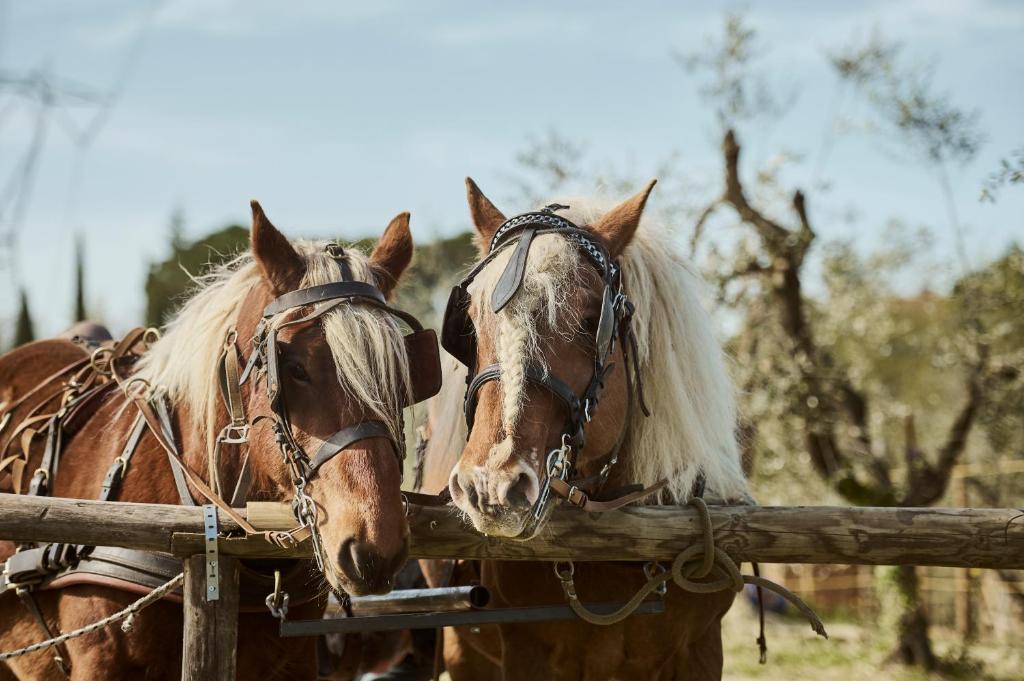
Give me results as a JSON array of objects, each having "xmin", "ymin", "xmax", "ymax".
[
  {"xmin": 326, "ymin": 586, "xmax": 491, "ymax": 617},
  {"xmin": 282, "ymin": 600, "xmax": 665, "ymax": 636}
]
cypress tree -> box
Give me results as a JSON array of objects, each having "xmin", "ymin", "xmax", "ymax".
[
  {"xmin": 74, "ymin": 235, "xmax": 86, "ymax": 322},
  {"xmin": 14, "ymin": 289, "xmax": 34, "ymax": 347}
]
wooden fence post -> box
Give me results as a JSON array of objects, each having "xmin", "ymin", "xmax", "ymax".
[
  {"xmin": 953, "ymin": 469, "xmax": 975, "ymax": 641},
  {"xmin": 182, "ymin": 554, "xmax": 239, "ymax": 681}
]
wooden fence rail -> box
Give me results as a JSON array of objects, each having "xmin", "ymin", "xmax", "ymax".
[{"xmin": 2, "ymin": 493, "xmax": 1022, "ymax": 569}]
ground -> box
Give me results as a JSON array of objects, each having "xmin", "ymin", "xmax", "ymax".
[{"xmin": 721, "ymin": 600, "xmax": 1023, "ymax": 681}]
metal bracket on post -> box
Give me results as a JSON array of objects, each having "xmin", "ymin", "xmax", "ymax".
[{"xmin": 202, "ymin": 505, "xmax": 219, "ymax": 602}]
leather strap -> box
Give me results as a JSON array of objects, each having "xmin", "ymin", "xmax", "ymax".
[
  {"xmin": 490, "ymin": 226, "xmax": 537, "ymax": 313},
  {"xmin": 130, "ymin": 395, "xmax": 257, "ymax": 534},
  {"xmin": 28, "ymin": 415, "xmax": 62, "ymax": 496},
  {"xmin": 0, "ymin": 357, "xmax": 89, "ymax": 431},
  {"xmin": 15, "ymin": 586, "xmax": 71, "ymax": 676},
  {"xmin": 263, "ymin": 281, "xmax": 385, "ymax": 317},
  {"xmin": 229, "ymin": 452, "xmax": 253, "ymax": 508},
  {"xmin": 308, "ymin": 420, "xmax": 397, "ymax": 478},
  {"xmin": 98, "ymin": 413, "xmax": 147, "ymax": 502},
  {"xmin": 547, "ymin": 477, "xmax": 668, "ymax": 512},
  {"xmin": 464, "ymin": 364, "xmax": 581, "ymax": 431}
]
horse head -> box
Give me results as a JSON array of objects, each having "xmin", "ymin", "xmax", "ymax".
[{"xmin": 441, "ymin": 179, "xmax": 658, "ymax": 538}]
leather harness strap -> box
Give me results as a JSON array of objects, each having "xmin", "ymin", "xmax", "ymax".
[
  {"xmin": 308, "ymin": 421, "xmax": 396, "ymax": 478},
  {"xmin": 547, "ymin": 477, "xmax": 669, "ymax": 513},
  {"xmin": 128, "ymin": 394, "xmax": 256, "ymax": 533}
]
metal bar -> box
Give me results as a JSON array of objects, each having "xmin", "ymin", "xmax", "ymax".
[
  {"xmin": 202, "ymin": 505, "xmax": 219, "ymax": 601},
  {"xmin": 280, "ymin": 600, "xmax": 665, "ymax": 636},
  {"xmin": 328, "ymin": 586, "xmax": 491, "ymax": 617}
]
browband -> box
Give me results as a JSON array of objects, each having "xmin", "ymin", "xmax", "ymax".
[{"xmin": 263, "ymin": 281, "xmax": 386, "ymax": 317}]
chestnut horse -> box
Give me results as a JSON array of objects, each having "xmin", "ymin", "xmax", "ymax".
[
  {"xmin": 0, "ymin": 202, "xmax": 434, "ymax": 680},
  {"xmin": 419, "ymin": 180, "xmax": 751, "ymax": 680}
]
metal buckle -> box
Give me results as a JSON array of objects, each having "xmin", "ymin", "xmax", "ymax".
[
  {"xmin": 644, "ymin": 562, "xmax": 669, "ymax": 596},
  {"xmin": 566, "ymin": 485, "xmax": 587, "ymax": 507},
  {"xmin": 217, "ymin": 423, "xmax": 250, "ymax": 445}
]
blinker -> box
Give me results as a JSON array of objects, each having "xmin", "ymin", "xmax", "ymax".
[{"xmin": 595, "ymin": 286, "xmax": 615, "ymax": 363}]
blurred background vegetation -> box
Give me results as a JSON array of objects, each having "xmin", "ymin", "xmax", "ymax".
[{"xmin": 3, "ymin": 8, "xmax": 1021, "ymax": 680}]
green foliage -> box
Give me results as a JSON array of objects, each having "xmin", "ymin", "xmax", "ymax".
[
  {"xmin": 953, "ymin": 246, "xmax": 1024, "ymax": 453},
  {"xmin": 981, "ymin": 147, "xmax": 1024, "ymax": 202},
  {"xmin": 144, "ymin": 224, "xmax": 249, "ymax": 327},
  {"xmin": 831, "ymin": 33, "xmax": 984, "ymax": 167},
  {"xmin": 14, "ymin": 289, "xmax": 34, "ymax": 347},
  {"xmin": 678, "ymin": 11, "xmax": 792, "ymax": 129},
  {"xmin": 391, "ymin": 232, "xmax": 477, "ymax": 329}
]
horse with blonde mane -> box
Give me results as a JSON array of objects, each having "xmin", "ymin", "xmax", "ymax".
[
  {"xmin": 0, "ymin": 203, "xmax": 439, "ymax": 680},
  {"xmin": 418, "ymin": 179, "xmax": 751, "ymax": 680}
]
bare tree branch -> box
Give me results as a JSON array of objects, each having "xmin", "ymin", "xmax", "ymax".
[{"xmin": 690, "ymin": 197, "xmax": 724, "ymax": 256}]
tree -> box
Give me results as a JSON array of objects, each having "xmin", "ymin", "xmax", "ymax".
[
  {"xmin": 73, "ymin": 235, "xmax": 87, "ymax": 322},
  {"xmin": 676, "ymin": 13, "xmax": 1020, "ymax": 668},
  {"xmin": 501, "ymin": 11, "xmax": 1018, "ymax": 669},
  {"xmin": 14, "ymin": 289, "xmax": 34, "ymax": 347},
  {"xmin": 144, "ymin": 223, "xmax": 248, "ymax": 328}
]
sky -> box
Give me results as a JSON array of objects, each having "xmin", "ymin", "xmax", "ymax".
[{"xmin": 1, "ymin": 0, "xmax": 1021, "ymax": 337}]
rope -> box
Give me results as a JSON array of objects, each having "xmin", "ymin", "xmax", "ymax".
[
  {"xmin": 0, "ymin": 574, "xmax": 183, "ymax": 662},
  {"xmin": 555, "ymin": 498, "xmax": 828, "ymax": 640}
]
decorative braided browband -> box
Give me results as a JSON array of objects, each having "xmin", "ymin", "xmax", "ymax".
[{"xmin": 489, "ymin": 211, "xmax": 619, "ymax": 280}]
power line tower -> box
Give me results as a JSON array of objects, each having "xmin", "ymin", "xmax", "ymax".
[{"xmin": 0, "ymin": 3, "xmax": 154, "ymax": 341}]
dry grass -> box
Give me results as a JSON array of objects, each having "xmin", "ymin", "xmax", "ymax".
[{"xmin": 722, "ymin": 599, "xmax": 1023, "ymax": 681}]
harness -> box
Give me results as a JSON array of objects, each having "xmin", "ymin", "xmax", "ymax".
[
  {"xmin": 235, "ymin": 245, "xmax": 441, "ymax": 569},
  {"xmin": 0, "ymin": 244, "xmax": 442, "ymax": 675},
  {"xmin": 440, "ymin": 206, "xmax": 677, "ymax": 538}
]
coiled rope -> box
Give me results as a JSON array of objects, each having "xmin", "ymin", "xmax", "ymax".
[
  {"xmin": 0, "ymin": 573, "xmax": 183, "ymax": 662},
  {"xmin": 554, "ymin": 498, "xmax": 827, "ymax": 656}
]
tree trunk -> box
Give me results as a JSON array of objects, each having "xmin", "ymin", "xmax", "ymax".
[{"xmin": 885, "ymin": 565, "xmax": 937, "ymax": 670}]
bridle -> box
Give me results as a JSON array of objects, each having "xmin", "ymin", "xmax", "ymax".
[
  {"xmin": 223, "ymin": 244, "xmax": 441, "ymax": 569},
  {"xmin": 441, "ymin": 206, "xmax": 653, "ymax": 537}
]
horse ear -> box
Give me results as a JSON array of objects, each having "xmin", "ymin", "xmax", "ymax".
[
  {"xmin": 251, "ymin": 200, "xmax": 306, "ymax": 294},
  {"xmin": 370, "ymin": 212, "xmax": 413, "ymax": 300},
  {"xmin": 591, "ymin": 179, "xmax": 657, "ymax": 257},
  {"xmin": 465, "ymin": 177, "xmax": 506, "ymax": 252}
]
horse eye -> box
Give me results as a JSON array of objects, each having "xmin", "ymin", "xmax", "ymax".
[
  {"xmin": 285, "ymin": 360, "xmax": 311, "ymax": 383},
  {"xmin": 579, "ymin": 317, "xmax": 600, "ymax": 338}
]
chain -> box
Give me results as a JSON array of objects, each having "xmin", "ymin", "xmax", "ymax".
[{"xmin": 0, "ymin": 574, "xmax": 183, "ymax": 662}]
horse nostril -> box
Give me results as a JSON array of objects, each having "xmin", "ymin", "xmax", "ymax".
[
  {"xmin": 466, "ymin": 483, "xmax": 481, "ymax": 512},
  {"xmin": 451, "ymin": 469, "xmax": 483, "ymax": 512},
  {"xmin": 505, "ymin": 472, "xmax": 534, "ymax": 508},
  {"xmin": 337, "ymin": 538, "xmax": 361, "ymax": 580}
]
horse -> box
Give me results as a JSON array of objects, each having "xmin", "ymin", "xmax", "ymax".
[
  {"xmin": 0, "ymin": 201, "xmax": 440, "ymax": 680},
  {"xmin": 418, "ymin": 179, "xmax": 751, "ymax": 680}
]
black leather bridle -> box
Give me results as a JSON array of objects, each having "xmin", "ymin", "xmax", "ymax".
[
  {"xmin": 441, "ymin": 207, "xmax": 649, "ymax": 536},
  {"xmin": 234, "ymin": 244, "xmax": 441, "ymax": 567}
]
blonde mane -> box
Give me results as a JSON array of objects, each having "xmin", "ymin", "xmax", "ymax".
[
  {"xmin": 424, "ymin": 196, "xmax": 748, "ymax": 503},
  {"xmin": 134, "ymin": 242, "xmax": 411, "ymax": 458}
]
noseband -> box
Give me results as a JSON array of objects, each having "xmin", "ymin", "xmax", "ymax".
[
  {"xmin": 441, "ymin": 207, "xmax": 652, "ymax": 536},
  {"xmin": 225, "ymin": 244, "xmax": 441, "ymax": 569}
]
